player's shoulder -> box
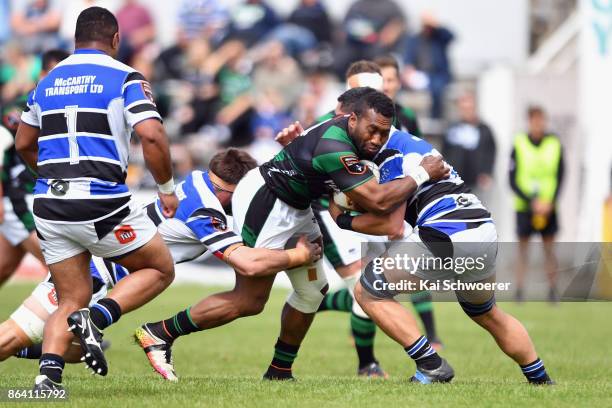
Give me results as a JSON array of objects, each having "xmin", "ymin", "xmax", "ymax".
[
  {"xmin": 181, "ymin": 170, "xmax": 226, "ymax": 213},
  {"xmin": 314, "ymin": 116, "xmax": 355, "ymax": 150},
  {"xmin": 387, "ymin": 130, "xmax": 432, "ymax": 155}
]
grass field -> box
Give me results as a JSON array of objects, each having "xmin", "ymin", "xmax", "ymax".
[{"xmin": 0, "ymin": 283, "xmax": 611, "ymax": 408}]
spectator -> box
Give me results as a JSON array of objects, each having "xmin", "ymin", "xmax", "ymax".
[
  {"xmin": 0, "ymin": 41, "xmax": 41, "ymax": 103},
  {"xmin": 116, "ymin": 0, "xmax": 155, "ymax": 63},
  {"xmin": 287, "ymin": 0, "xmax": 332, "ymax": 44},
  {"xmin": 374, "ymin": 55, "xmax": 421, "ymax": 137},
  {"xmin": 443, "ymin": 92, "xmax": 496, "ymax": 191},
  {"xmin": 403, "ymin": 11, "xmax": 454, "ymax": 119},
  {"xmin": 177, "ymin": 0, "xmax": 229, "ymax": 46},
  {"xmin": 228, "ymin": 0, "xmax": 280, "ymax": 48},
  {"xmin": 509, "ymin": 106, "xmax": 564, "ymax": 303},
  {"xmin": 0, "ymin": 0, "xmax": 10, "ymax": 44},
  {"xmin": 334, "ymin": 0, "xmax": 406, "ymax": 78},
  {"xmin": 59, "ymin": 0, "xmax": 118, "ymax": 46},
  {"xmin": 10, "ymin": 0, "xmax": 63, "ymax": 53}
]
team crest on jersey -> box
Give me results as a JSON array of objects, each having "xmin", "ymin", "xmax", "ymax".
[
  {"xmin": 340, "ymin": 155, "xmax": 366, "ymax": 175},
  {"xmin": 47, "ymin": 287, "xmax": 58, "ymax": 306},
  {"xmin": 211, "ymin": 216, "xmax": 227, "ymax": 231},
  {"xmin": 115, "ymin": 225, "xmax": 137, "ymax": 244},
  {"xmin": 50, "ymin": 180, "xmax": 69, "ymax": 196},
  {"xmin": 141, "ymin": 81, "xmax": 156, "ymax": 104}
]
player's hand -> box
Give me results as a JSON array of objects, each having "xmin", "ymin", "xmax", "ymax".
[
  {"xmin": 158, "ymin": 192, "xmax": 179, "ymax": 218},
  {"xmin": 295, "ymin": 235, "xmax": 322, "ymax": 265},
  {"xmin": 420, "ymin": 155, "xmax": 450, "ymax": 181},
  {"xmin": 275, "ymin": 121, "xmax": 303, "ymax": 147}
]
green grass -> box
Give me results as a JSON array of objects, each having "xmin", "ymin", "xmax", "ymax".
[{"xmin": 0, "ymin": 283, "xmax": 611, "ymax": 407}]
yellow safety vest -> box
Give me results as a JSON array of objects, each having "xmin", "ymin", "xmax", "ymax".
[{"xmin": 512, "ymin": 133, "xmax": 562, "ymax": 211}]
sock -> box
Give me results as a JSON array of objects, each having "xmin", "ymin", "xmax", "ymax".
[
  {"xmin": 89, "ymin": 298, "xmax": 122, "ymax": 330},
  {"xmin": 410, "ymin": 291, "xmax": 438, "ymax": 341},
  {"xmin": 521, "ymin": 358, "xmax": 551, "ymax": 383},
  {"xmin": 318, "ymin": 288, "xmax": 353, "ymax": 312},
  {"xmin": 147, "ymin": 307, "xmax": 200, "ymax": 343},
  {"xmin": 39, "ymin": 353, "xmax": 65, "ymax": 384},
  {"xmin": 16, "ymin": 343, "xmax": 42, "ymax": 359},
  {"xmin": 265, "ymin": 338, "xmax": 299, "ymax": 378},
  {"xmin": 405, "ymin": 336, "xmax": 442, "ymax": 371},
  {"xmin": 350, "ymin": 312, "xmax": 377, "ymax": 369}
]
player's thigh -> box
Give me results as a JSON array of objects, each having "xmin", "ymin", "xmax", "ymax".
[
  {"xmin": 49, "ymin": 252, "xmax": 93, "ymax": 306},
  {"xmin": 8, "ymin": 277, "xmax": 58, "ymax": 346},
  {"xmin": 111, "ymin": 232, "xmax": 173, "ymax": 275}
]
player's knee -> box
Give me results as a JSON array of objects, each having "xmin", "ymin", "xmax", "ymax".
[
  {"xmin": 287, "ymin": 282, "xmax": 329, "ymax": 314},
  {"xmin": 458, "ymin": 294, "xmax": 497, "ymax": 318}
]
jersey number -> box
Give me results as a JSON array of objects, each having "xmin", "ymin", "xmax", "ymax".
[{"xmin": 64, "ymin": 105, "xmax": 79, "ymax": 164}]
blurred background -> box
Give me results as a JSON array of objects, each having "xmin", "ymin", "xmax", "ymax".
[{"xmin": 1, "ymin": 0, "xmax": 610, "ymax": 251}]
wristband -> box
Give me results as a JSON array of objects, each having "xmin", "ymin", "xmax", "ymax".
[
  {"xmin": 407, "ymin": 165, "xmax": 430, "ymax": 187},
  {"xmin": 336, "ymin": 213, "xmax": 355, "ymax": 231},
  {"xmin": 157, "ymin": 178, "xmax": 175, "ymax": 194},
  {"xmin": 286, "ymin": 246, "xmax": 310, "ymax": 268}
]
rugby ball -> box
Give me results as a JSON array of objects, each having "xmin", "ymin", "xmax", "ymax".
[{"xmin": 333, "ymin": 160, "xmax": 380, "ymax": 212}]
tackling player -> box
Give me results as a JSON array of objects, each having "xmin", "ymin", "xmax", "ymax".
[
  {"xmin": 328, "ymin": 130, "xmax": 555, "ymax": 385},
  {"xmin": 0, "ymin": 149, "xmax": 321, "ymax": 369},
  {"xmin": 134, "ymin": 90, "xmax": 450, "ymax": 382}
]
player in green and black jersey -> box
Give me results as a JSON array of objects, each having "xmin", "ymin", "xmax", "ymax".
[{"xmin": 0, "ymin": 49, "xmax": 69, "ymax": 287}]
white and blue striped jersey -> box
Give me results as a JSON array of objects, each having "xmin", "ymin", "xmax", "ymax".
[
  {"xmin": 374, "ymin": 130, "xmax": 492, "ymax": 237},
  {"xmin": 145, "ymin": 170, "xmax": 243, "ymax": 262},
  {"xmin": 20, "ymin": 48, "xmax": 161, "ymax": 223}
]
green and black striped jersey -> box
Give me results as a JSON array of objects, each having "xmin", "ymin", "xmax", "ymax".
[
  {"xmin": 260, "ymin": 116, "xmax": 374, "ymax": 210},
  {"xmin": 1, "ymin": 95, "xmax": 35, "ymax": 199}
]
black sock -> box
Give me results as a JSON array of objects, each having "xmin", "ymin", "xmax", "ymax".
[
  {"xmin": 16, "ymin": 343, "xmax": 42, "ymax": 359},
  {"xmin": 350, "ymin": 313, "xmax": 377, "ymax": 369},
  {"xmin": 89, "ymin": 298, "xmax": 122, "ymax": 330},
  {"xmin": 405, "ymin": 336, "xmax": 442, "ymax": 371},
  {"xmin": 410, "ymin": 291, "xmax": 438, "ymax": 340},
  {"xmin": 39, "ymin": 353, "xmax": 65, "ymax": 384},
  {"xmin": 265, "ymin": 338, "xmax": 299, "ymax": 379},
  {"xmin": 521, "ymin": 358, "xmax": 551, "ymax": 383},
  {"xmin": 318, "ymin": 288, "xmax": 353, "ymax": 312},
  {"xmin": 147, "ymin": 307, "xmax": 200, "ymax": 343}
]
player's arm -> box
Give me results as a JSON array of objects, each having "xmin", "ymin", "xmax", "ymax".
[
  {"xmin": 329, "ymin": 197, "xmax": 407, "ymax": 238},
  {"xmin": 225, "ymin": 236, "xmax": 322, "ymax": 277},
  {"xmin": 15, "ymin": 91, "xmax": 41, "ymax": 173},
  {"xmin": 0, "ymin": 127, "xmax": 13, "ymax": 223},
  {"xmin": 124, "ymin": 72, "xmax": 178, "ymax": 217},
  {"xmin": 344, "ymin": 155, "xmax": 449, "ymax": 215}
]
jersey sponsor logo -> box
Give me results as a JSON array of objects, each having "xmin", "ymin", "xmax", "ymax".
[
  {"xmin": 211, "ymin": 216, "xmax": 227, "ymax": 231},
  {"xmin": 141, "ymin": 81, "xmax": 156, "ymax": 104},
  {"xmin": 115, "ymin": 225, "xmax": 136, "ymax": 244},
  {"xmin": 50, "ymin": 180, "xmax": 69, "ymax": 196},
  {"xmin": 340, "ymin": 155, "xmax": 366, "ymax": 175},
  {"xmin": 47, "ymin": 287, "xmax": 58, "ymax": 306}
]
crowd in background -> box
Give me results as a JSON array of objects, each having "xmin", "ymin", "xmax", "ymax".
[{"xmin": 0, "ymin": 0, "xmax": 467, "ymax": 188}]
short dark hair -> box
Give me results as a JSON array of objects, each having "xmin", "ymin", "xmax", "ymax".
[
  {"xmin": 353, "ymin": 90, "xmax": 396, "ymax": 120},
  {"xmin": 209, "ymin": 148, "xmax": 257, "ymax": 185},
  {"xmin": 345, "ymin": 60, "xmax": 381, "ymax": 80},
  {"xmin": 42, "ymin": 49, "xmax": 70, "ymax": 72},
  {"xmin": 74, "ymin": 7, "xmax": 119, "ymax": 44},
  {"xmin": 337, "ymin": 87, "xmax": 378, "ymax": 112},
  {"xmin": 527, "ymin": 105, "xmax": 545, "ymax": 119},
  {"xmin": 374, "ymin": 55, "xmax": 400, "ymax": 72}
]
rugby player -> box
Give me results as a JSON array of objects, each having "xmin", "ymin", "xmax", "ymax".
[
  {"xmin": 328, "ymin": 130, "xmax": 555, "ymax": 385},
  {"xmin": 0, "ymin": 49, "xmax": 69, "ymax": 288},
  {"xmin": 16, "ymin": 7, "xmax": 179, "ymax": 390},
  {"xmin": 0, "ymin": 149, "xmax": 320, "ymax": 369},
  {"xmin": 134, "ymin": 90, "xmax": 450, "ymax": 382},
  {"xmin": 278, "ymin": 74, "xmax": 442, "ymax": 377}
]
